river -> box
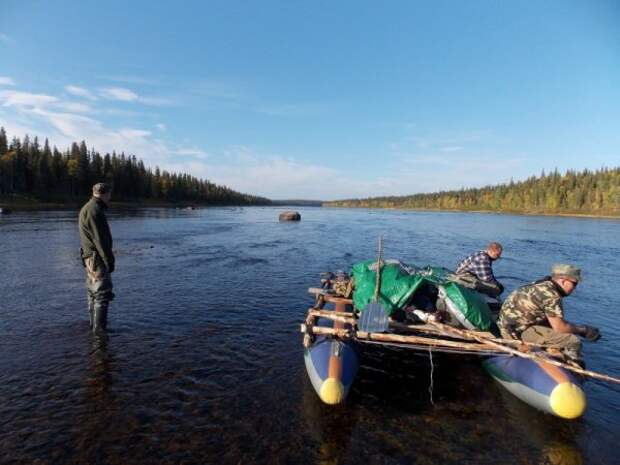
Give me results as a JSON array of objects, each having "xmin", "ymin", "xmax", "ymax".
[{"xmin": 1, "ymin": 206, "xmax": 618, "ymax": 464}]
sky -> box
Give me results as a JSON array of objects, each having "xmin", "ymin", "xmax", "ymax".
[{"xmin": 1, "ymin": 1, "xmax": 619, "ymax": 200}]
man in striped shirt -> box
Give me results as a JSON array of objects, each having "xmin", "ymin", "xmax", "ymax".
[{"xmin": 455, "ymin": 242, "xmax": 504, "ymax": 297}]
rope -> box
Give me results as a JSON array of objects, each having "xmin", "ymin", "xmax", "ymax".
[{"xmin": 428, "ymin": 346, "xmax": 435, "ymax": 406}]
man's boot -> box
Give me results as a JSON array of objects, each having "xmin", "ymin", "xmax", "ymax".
[
  {"xmin": 92, "ymin": 305, "xmax": 108, "ymax": 333},
  {"xmin": 88, "ymin": 298, "xmax": 95, "ymax": 329}
]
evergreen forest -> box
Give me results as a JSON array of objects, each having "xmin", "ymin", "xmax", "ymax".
[
  {"xmin": 325, "ymin": 168, "xmax": 620, "ymax": 216},
  {"xmin": 0, "ymin": 128, "xmax": 270, "ymax": 206}
]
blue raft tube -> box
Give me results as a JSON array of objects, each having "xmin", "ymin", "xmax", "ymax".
[
  {"xmin": 304, "ymin": 336, "xmax": 359, "ymax": 405},
  {"xmin": 303, "ymin": 295, "xmax": 359, "ymax": 405},
  {"xmin": 483, "ymin": 354, "xmax": 586, "ymax": 419}
]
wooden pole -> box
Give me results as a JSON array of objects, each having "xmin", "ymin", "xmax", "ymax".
[
  {"xmin": 394, "ymin": 321, "xmax": 550, "ymax": 349},
  {"xmin": 302, "ymin": 303, "xmax": 620, "ymax": 383},
  {"xmin": 374, "ymin": 235, "xmax": 382, "ymax": 302},
  {"xmin": 309, "ymin": 310, "xmax": 558, "ymax": 350},
  {"xmin": 308, "ymin": 308, "xmax": 355, "ymax": 321},
  {"xmin": 425, "ymin": 320, "xmax": 620, "ymax": 384},
  {"xmin": 301, "ymin": 325, "xmax": 497, "ymax": 353}
]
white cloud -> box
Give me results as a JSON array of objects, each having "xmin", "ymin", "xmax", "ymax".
[
  {"xmin": 65, "ymin": 85, "xmax": 97, "ymax": 100},
  {"xmin": 0, "ymin": 118, "xmax": 42, "ymax": 142},
  {"xmin": 0, "ymin": 33, "xmax": 15, "ymax": 45},
  {"xmin": 118, "ymin": 128, "xmax": 151, "ymax": 138},
  {"xmin": 27, "ymin": 108, "xmax": 104, "ymax": 140},
  {"xmin": 159, "ymin": 147, "xmax": 381, "ymax": 200},
  {"xmin": 55, "ymin": 101, "xmax": 93, "ymax": 113},
  {"xmin": 0, "ymin": 76, "xmax": 16, "ymax": 86},
  {"xmin": 99, "ymin": 87, "xmax": 139, "ymax": 102},
  {"xmin": 0, "ymin": 87, "xmax": 167, "ymax": 159},
  {"xmin": 172, "ymin": 147, "xmax": 209, "ymax": 159},
  {"xmin": 98, "ymin": 86, "xmax": 171, "ymax": 106},
  {"xmin": 0, "ymin": 82, "xmax": 532, "ymax": 200},
  {"xmin": 0, "ymin": 90, "xmax": 58, "ymax": 107}
]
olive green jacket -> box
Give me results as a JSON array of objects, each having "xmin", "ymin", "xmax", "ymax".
[{"xmin": 79, "ymin": 197, "xmax": 115, "ymax": 272}]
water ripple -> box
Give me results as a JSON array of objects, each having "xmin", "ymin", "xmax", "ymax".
[{"xmin": 0, "ymin": 207, "xmax": 618, "ymax": 464}]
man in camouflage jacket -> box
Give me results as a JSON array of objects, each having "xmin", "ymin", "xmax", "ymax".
[
  {"xmin": 79, "ymin": 183, "xmax": 115, "ymax": 332},
  {"xmin": 498, "ymin": 264, "xmax": 600, "ymax": 364}
]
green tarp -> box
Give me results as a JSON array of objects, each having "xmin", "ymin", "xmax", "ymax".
[
  {"xmin": 442, "ymin": 282, "xmax": 494, "ymax": 331},
  {"xmin": 351, "ymin": 260, "xmax": 424, "ymax": 317},
  {"xmin": 351, "ymin": 260, "xmax": 495, "ymax": 331}
]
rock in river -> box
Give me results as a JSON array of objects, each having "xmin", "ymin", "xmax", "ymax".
[{"xmin": 279, "ymin": 211, "xmax": 301, "ymax": 221}]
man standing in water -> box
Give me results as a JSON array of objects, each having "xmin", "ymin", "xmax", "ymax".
[
  {"xmin": 79, "ymin": 183, "xmax": 115, "ymax": 332},
  {"xmin": 498, "ymin": 264, "xmax": 600, "ymax": 366},
  {"xmin": 455, "ymin": 242, "xmax": 504, "ymax": 297}
]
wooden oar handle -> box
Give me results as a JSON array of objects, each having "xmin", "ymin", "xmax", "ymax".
[{"xmin": 373, "ymin": 235, "xmax": 383, "ymax": 302}]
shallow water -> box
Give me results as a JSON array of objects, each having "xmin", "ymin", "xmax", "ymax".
[{"xmin": 1, "ymin": 206, "xmax": 619, "ymax": 464}]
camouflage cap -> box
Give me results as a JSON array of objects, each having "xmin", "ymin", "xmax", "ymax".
[
  {"xmin": 92, "ymin": 182, "xmax": 111, "ymax": 195},
  {"xmin": 551, "ymin": 264, "xmax": 582, "ymax": 282}
]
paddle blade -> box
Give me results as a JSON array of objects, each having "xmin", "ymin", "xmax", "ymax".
[{"xmin": 358, "ymin": 303, "xmax": 389, "ymax": 333}]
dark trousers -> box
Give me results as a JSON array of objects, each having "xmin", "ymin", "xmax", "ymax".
[
  {"xmin": 84, "ymin": 257, "xmax": 114, "ymax": 332},
  {"xmin": 521, "ymin": 326, "xmax": 583, "ymax": 363},
  {"xmin": 455, "ymin": 272, "xmax": 503, "ymax": 298},
  {"xmin": 474, "ymin": 280, "xmax": 503, "ymax": 298}
]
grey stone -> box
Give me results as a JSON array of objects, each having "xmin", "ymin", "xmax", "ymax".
[{"xmin": 279, "ymin": 211, "xmax": 301, "ymax": 221}]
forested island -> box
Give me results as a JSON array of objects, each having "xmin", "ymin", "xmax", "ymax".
[
  {"xmin": 0, "ymin": 128, "xmax": 270, "ymax": 207},
  {"xmin": 325, "ymin": 168, "xmax": 620, "ymax": 217}
]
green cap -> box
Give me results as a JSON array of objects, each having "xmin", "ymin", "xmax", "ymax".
[{"xmin": 551, "ymin": 264, "xmax": 582, "ymax": 282}]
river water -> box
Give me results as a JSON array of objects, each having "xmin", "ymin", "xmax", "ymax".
[{"xmin": 1, "ymin": 206, "xmax": 618, "ymax": 465}]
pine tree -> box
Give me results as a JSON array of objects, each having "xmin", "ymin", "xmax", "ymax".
[
  {"xmin": 0, "ymin": 130, "xmax": 272, "ymax": 205},
  {"xmin": 0, "ymin": 127, "xmax": 7, "ymax": 156}
]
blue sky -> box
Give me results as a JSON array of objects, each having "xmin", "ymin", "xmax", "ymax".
[{"xmin": 1, "ymin": 1, "xmax": 619, "ymax": 200}]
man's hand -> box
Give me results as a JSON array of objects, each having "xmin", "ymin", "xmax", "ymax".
[{"xmin": 576, "ymin": 324, "xmax": 601, "ymax": 342}]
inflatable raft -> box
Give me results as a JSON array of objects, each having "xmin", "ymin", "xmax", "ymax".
[
  {"xmin": 304, "ymin": 337, "xmax": 359, "ymax": 405},
  {"xmin": 302, "ymin": 260, "xmax": 589, "ymax": 419},
  {"xmin": 483, "ymin": 354, "xmax": 586, "ymax": 419}
]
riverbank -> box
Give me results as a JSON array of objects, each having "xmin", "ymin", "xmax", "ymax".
[
  {"xmin": 0, "ymin": 195, "xmax": 270, "ymax": 211},
  {"xmin": 322, "ymin": 204, "xmax": 620, "ymax": 220}
]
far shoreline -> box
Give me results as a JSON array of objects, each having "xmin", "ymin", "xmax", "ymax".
[
  {"xmin": 321, "ymin": 204, "xmax": 620, "ymax": 220},
  {"xmin": 2, "ymin": 199, "xmax": 619, "ymax": 220},
  {"xmin": 0, "ymin": 198, "xmax": 270, "ymax": 212}
]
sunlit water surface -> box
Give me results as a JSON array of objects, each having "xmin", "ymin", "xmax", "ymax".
[{"xmin": 1, "ymin": 207, "xmax": 618, "ymax": 464}]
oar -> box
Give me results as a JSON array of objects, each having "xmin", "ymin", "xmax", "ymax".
[
  {"xmin": 358, "ymin": 235, "xmax": 389, "ymax": 333},
  {"xmin": 425, "ymin": 320, "xmax": 620, "ymax": 385}
]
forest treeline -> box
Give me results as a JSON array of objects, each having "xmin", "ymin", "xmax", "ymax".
[
  {"xmin": 0, "ymin": 128, "xmax": 270, "ymax": 205},
  {"xmin": 325, "ymin": 167, "xmax": 620, "ymax": 216}
]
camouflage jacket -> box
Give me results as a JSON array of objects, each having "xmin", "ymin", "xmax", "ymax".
[
  {"xmin": 497, "ymin": 278, "xmax": 564, "ymax": 338},
  {"xmin": 79, "ymin": 197, "xmax": 114, "ymax": 272}
]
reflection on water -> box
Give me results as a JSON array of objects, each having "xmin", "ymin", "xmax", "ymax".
[
  {"xmin": 539, "ymin": 443, "xmax": 583, "ymax": 465},
  {"xmin": 0, "ymin": 207, "xmax": 618, "ymax": 464},
  {"xmin": 301, "ymin": 377, "xmax": 359, "ymax": 465},
  {"xmin": 78, "ymin": 334, "xmax": 114, "ymax": 462}
]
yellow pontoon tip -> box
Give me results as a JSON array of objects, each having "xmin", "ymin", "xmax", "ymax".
[
  {"xmin": 550, "ymin": 382, "xmax": 586, "ymax": 419},
  {"xmin": 319, "ymin": 378, "xmax": 345, "ymax": 405}
]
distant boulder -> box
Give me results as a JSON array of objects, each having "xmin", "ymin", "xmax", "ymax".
[{"xmin": 279, "ymin": 210, "xmax": 301, "ymax": 221}]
